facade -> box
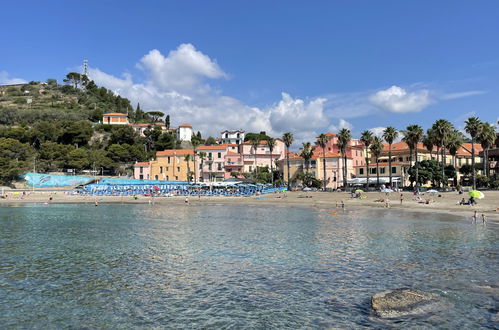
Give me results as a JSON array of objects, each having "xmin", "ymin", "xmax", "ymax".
[
  {"xmin": 133, "ymin": 162, "xmax": 150, "ymax": 180},
  {"xmin": 147, "ymin": 149, "xmax": 195, "ymax": 181},
  {"xmin": 354, "ymin": 141, "xmax": 484, "ymax": 187},
  {"xmin": 240, "ymin": 139, "xmax": 286, "ymax": 173},
  {"xmin": 177, "ymin": 124, "xmax": 193, "ymax": 142},
  {"xmin": 480, "ymin": 133, "xmax": 499, "ymax": 176},
  {"xmin": 197, "ymin": 145, "xmax": 232, "ymax": 181},
  {"xmin": 220, "ymin": 130, "xmax": 245, "ymax": 145},
  {"xmin": 278, "ymin": 151, "xmax": 352, "ymax": 189},
  {"xmin": 102, "ymin": 113, "xmax": 129, "ymax": 125}
]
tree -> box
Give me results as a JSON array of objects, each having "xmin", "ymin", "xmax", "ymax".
[
  {"xmin": 360, "ymin": 130, "xmax": 373, "ymax": 190},
  {"xmin": 184, "ymin": 154, "xmax": 192, "ymax": 183},
  {"xmin": 165, "ymin": 115, "xmax": 170, "ymax": 129},
  {"xmin": 38, "ymin": 142, "xmax": 74, "ymax": 171},
  {"xmin": 59, "ymin": 121, "xmax": 93, "ymax": 147},
  {"xmin": 245, "ymin": 131, "xmax": 270, "ymax": 142},
  {"xmin": 402, "ymin": 125, "xmax": 424, "ymax": 189},
  {"xmin": 63, "ymin": 72, "xmax": 86, "ymax": 89},
  {"xmin": 205, "ymin": 136, "xmax": 217, "ymax": 145},
  {"xmin": 109, "ymin": 125, "xmax": 138, "ymax": 145},
  {"xmin": 382, "ymin": 126, "xmax": 398, "ymax": 187},
  {"xmin": 446, "ymin": 129, "xmax": 464, "ymax": 186},
  {"xmin": 249, "ymin": 136, "xmax": 260, "ymax": 180},
  {"xmin": 423, "ymin": 130, "xmax": 435, "ymax": 160},
  {"xmin": 155, "ymin": 132, "xmax": 176, "ymax": 151},
  {"xmin": 464, "ymin": 117, "xmax": 482, "ymax": 190},
  {"xmin": 191, "ymin": 139, "xmax": 200, "ymax": 183},
  {"xmin": 266, "ymin": 137, "xmax": 277, "ymax": 186},
  {"xmin": 67, "ymin": 148, "xmax": 91, "ymax": 173},
  {"xmin": 317, "ymin": 134, "xmax": 328, "ymax": 190},
  {"xmin": 477, "ymin": 122, "xmax": 496, "ymax": 178},
  {"xmin": 370, "ymin": 137, "xmax": 383, "ymax": 189},
  {"xmin": 338, "ymin": 128, "xmax": 352, "ymax": 188},
  {"xmin": 282, "ymin": 132, "xmax": 294, "ymax": 190},
  {"xmin": 0, "ymin": 138, "xmax": 33, "ymax": 184},
  {"xmin": 198, "ymin": 152, "xmax": 207, "ymax": 182},
  {"xmin": 148, "ymin": 111, "xmax": 164, "ymax": 123},
  {"xmin": 408, "ymin": 160, "xmax": 445, "ymax": 187},
  {"xmin": 300, "ymin": 142, "xmax": 315, "ymax": 174},
  {"xmin": 432, "ymin": 119, "xmax": 454, "ymax": 187}
]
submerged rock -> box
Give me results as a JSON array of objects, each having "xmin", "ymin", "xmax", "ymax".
[{"xmin": 371, "ymin": 288, "xmax": 445, "ymax": 318}]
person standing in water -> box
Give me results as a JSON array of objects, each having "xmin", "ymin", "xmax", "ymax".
[
  {"xmin": 472, "ymin": 210, "xmax": 477, "ymax": 223},
  {"xmin": 400, "ymin": 193, "xmax": 404, "ymax": 205}
]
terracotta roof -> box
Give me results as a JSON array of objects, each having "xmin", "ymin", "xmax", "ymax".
[
  {"xmin": 103, "ymin": 112, "xmax": 128, "ymax": 116},
  {"xmin": 134, "ymin": 162, "xmax": 150, "ymax": 166},
  {"xmin": 226, "ymin": 152, "xmax": 240, "ymax": 155},
  {"xmin": 156, "ymin": 149, "xmax": 194, "ymax": 156},
  {"xmin": 382, "ymin": 141, "xmax": 427, "ymax": 151},
  {"xmin": 179, "ymin": 124, "xmax": 192, "ymax": 128},
  {"xmin": 221, "ymin": 130, "xmax": 244, "ymax": 134},
  {"xmin": 324, "ymin": 133, "xmax": 336, "ymax": 137},
  {"xmin": 197, "ymin": 144, "xmax": 229, "ymax": 150},
  {"xmin": 243, "ymin": 140, "xmax": 268, "ymax": 145}
]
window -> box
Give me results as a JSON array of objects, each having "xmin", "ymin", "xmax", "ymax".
[
  {"xmin": 160, "ymin": 166, "xmax": 163, "ymax": 173},
  {"xmin": 199, "ymin": 164, "xmax": 202, "ymax": 169},
  {"xmin": 391, "ymin": 166, "xmax": 396, "ymax": 174},
  {"xmin": 398, "ymin": 157, "xmax": 403, "ymax": 162},
  {"xmin": 359, "ymin": 168, "xmax": 364, "ymax": 175},
  {"xmin": 175, "ymin": 176, "xmax": 178, "ymax": 180},
  {"xmin": 155, "ymin": 175, "xmax": 158, "ymax": 180},
  {"xmin": 217, "ymin": 163, "xmax": 222, "ymax": 170},
  {"xmin": 166, "ymin": 176, "xmax": 169, "ymax": 180},
  {"xmin": 208, "ymin": 164, "xmax": 212, "ymax": 170},
  {"xmin": 356, "ymin": 160, "xmax": 358, "ymax": 166},
  {"xmin": 370, "ymin": 168, "xmax": 377, "ymax": 174},
  {"xmin": 218, "ymin": 152, "xmax": 221, "ymax": 159},
  {"xmin": 311, "ymin": 160, "xmax": 316, "ymax": 166},
  {"xmin": 380, "ymin": 167, "xmax": 385, "ymax": 174},
  {"xmin": 355, "ymin": 151, "xmax": 358, "ymax": 156},
  {"xmin": 237, "ymin": 133, "xmax": 240, "ymax": 138},
  {"xmin": 167, "ymin": 157, "xmax": 171, "ymax": 164},
  {"xmin": 249, "ymin": 166, "xmax": 252, "ymax": 172},
  {"xmin": 166, "ymin": 167, "xmax": 169, "ymax": 171},
  {"xmin": 226, "ymin": 133, "xmax": 229, "ymax": 138},
  {"xmin": 139, "ymin": 167, "xmax": 143, "ymax": 174},
  {"xmin": 139, "ymin": 175, "xmax": 143, "ymax": 180}
]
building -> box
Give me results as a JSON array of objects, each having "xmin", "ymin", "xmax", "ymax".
[
  {"xmin": 134, "ymin": 162, "xmax": 151, "ymax": 180},
  {"xmin": 129, "ymin": 123, "xmax": 169, "ymax": 137},
  {"xmin": 240, "ymin": 139, "xmax": 286, "ymax": 173},
  {"xmin": 177, "ymin": 124, "xmax": 193, "ymax": 142},
  {"xmin": 278, "ymin": 150, "xmax": 352, "ymax": 190},
  {"xmin": 145, "ymin": 149, "xmax": 195, "ymax": 181},
  {"xmin": 197, "ymin": 144, "xmax": 233, "ymax": 182},
  {"xmin": 479, "ymin": 132, "xmax": 499, "ymax": 177},
  {"xmin": 354, "ymin": 141, "xmax": 484, "ymax": 187},
  {"xmin": 220, "ymin": 130, "xmax": 245, "ymax": 145},
  {"xmin": 102, "ymin": 113, "xmax": 129, "ymax": 125}
]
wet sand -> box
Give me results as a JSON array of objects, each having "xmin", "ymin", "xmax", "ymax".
[{"xmin": 1, "ymin": 190, "xmax": 498, "ymax": 222}]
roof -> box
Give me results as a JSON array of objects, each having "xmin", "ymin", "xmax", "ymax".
[
  {"xmin": 382, "ymin": 141, "xmax": 426, "ymax": 152},
  {"xmin": 221, "ymin": 130, "xmax": 245, "ymax": 134},
  {"xmin": 457, "ymin": 143, "xmax": 483, "ymax": 157},
  {"xmin": 324, "ymin": 133, "xmax": 336, "ymax": 137},
  {"xmin": 243, "ymin": 140, "xmax": 268, "ymax": 145},
  {"xmin": 197, "ymin": 144, "xmax": 229, "ymax": 150},
  {"xmin": 156, "ymin": 149, "xmax": 194, "ymax": 156},
  {"xmin": 130, "ymin": 123, "xmax": 166, "ymax": 127},
  {"xmin": 284, "ymin": 151, "xmax": 346, "ymax": 160},
  {"xmin": 226, "ymin": 152, "xmax": 240, "ymax": 155},
  {"xmin": 134, "ymin": 162, "xmax": 150, "ymax": 166},
  {"xmin": 179, "ymin": 124, "xmax": 192, "ymax": 128},
  {"xmin": 103, "ymin": 112, "xmax": 128, "ymax": 116}
]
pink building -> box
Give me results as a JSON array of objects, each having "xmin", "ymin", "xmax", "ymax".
[
  {"xmin": 196, "ymin": 144, "xmax": 232, "ymax": 182},
  {"xmin": 134, "ymin": 162, "xmax": 150, "ymax": 180},
  {"xmin": 239, "ymin": 139, "xmax": 286, "ymax": 173}
]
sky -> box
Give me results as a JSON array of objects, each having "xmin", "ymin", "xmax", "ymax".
[{"xmin": 1, "ymin": 1, "xmax": 498, "ymax": 142}]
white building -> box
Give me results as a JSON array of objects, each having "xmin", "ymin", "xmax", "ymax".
[
  {"xmin": 220, "ymin": 130, "xmax": 245, "ymax": 145},
  {"xmin": 177, "ymin": 124, "xmax": 193, "ymax": 142}
]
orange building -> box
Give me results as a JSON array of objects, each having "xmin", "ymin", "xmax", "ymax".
[{"xmin": 102, "ymin": 113, "xmax": 129, "ymax": 125}]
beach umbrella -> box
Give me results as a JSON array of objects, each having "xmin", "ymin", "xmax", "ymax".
[
  {"xmin": 380, "ymin": 188, "xmax": 393, "ymax": 193},
  {"xmin": 355, "ymin": 189, "xmax": 364, "ymax": 193},
  {"xmin": 468, "ymin": 190, "xmax": 484, "ymax": 199},
  {"xmin": 427, "ymin": 189, "xmax": 439, "ymax": 194}
]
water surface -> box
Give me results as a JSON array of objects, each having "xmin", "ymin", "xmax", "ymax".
[{"xmin": 0, "ymin": 204, "xmax": 497, "ymax": 328}]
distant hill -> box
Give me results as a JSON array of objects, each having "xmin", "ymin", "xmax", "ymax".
[{"xmin": 0, "ymin": 78, "xmax": 141, "ymax": 126}]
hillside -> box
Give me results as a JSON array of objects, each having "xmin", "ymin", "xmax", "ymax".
[{"xmin": 0, "ymin": 78, "xmax": 138, "ymax": 125}]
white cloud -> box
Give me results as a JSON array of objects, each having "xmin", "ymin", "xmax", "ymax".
[
  {"xmin": 0, "ymin": 71, "xmax": 27, "ymax": 85},
  {"xmin": 369, "ymin": 85, "xmax": 432, "ymax": 113},
  {"xmin": 328, "ymin": 119, "xmax": 353, "ymax": 133},
  {"xmin": 368, "ymin": 127, "xmax": 387, "ymax": 138},
  {"xmin": 441, "ymin": 90, "xmax": 487, "ymax": 100},
  {"xmin": 88, "ymin": 44, "xmax": 330, "ymax": 142}
]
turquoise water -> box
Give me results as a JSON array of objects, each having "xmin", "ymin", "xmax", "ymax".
[{"xmin": 0, "ymin": 204, "xmax": 497, "ymax": 328}]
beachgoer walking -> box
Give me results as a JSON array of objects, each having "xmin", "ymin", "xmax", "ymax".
[
  {"xmin": 185, "ymin": 196, "xmax": 189, "ymax": 204},
  {"xmin": 400, "ymin": 193, "xmax": 404, "ymax": 205},
  {"xmin": 340, "ymin": 200, "xmax": 345, "ymax": 209},
  {"xmin": 481, "ymin": 214, "xmax": 486, "ymax": 224}
]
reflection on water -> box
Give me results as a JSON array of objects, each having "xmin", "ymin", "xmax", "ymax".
[{"xmin": 0, "ymin": 204, "xmax": 497, "ymax": 328}]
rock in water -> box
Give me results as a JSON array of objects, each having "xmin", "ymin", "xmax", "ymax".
[{"xmin": 371, "ymin": 288, "xmax": 444, "ymax": 318}]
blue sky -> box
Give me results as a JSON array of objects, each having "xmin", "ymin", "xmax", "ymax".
[{"xmin": 1, "ymin": 1, "xmax": 498, "ymax": 140}]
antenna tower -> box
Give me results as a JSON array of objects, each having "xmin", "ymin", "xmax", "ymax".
[{"xmin": 83, "ymin": 59, "xmax": 89, "ymax": 77}]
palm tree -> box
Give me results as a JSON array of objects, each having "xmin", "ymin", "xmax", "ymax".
[
  {"xmin": 465, "ymin": 117, "xmax": 482, "ymax": 190},
  {"xmin": 249, "ymin": 136, "xmax": 260, "ymax": 181},
  {"xmin": 282, "ymin": 132, "xmax": 294, "ymax": 190},
  {"xmin": 338, "ymin": 128, "xmax": 352, "ymax": 189},
  {"xmin": 191, "ymin": 139, "xmax": 200, "ymax": 184},
  {"xmin": 370, "ymin": 137, "xmax": 383, "ymax": 189},
  {"xmin": 402, "ymin": 125, "xmax": 424, "ymax": 188},
  {"xmin": 317, "ymin": 133, "xmax": 329, "ymax": 191},
  {"xmin": 198, "ymin": 152, "xmax": 207, "ymax": 182},
  {"xmin": 432, "ymin": 119, "xmax": 454, "ymax": 187},
  {"xmin": 478, "ymin": 122, "xmax": 497, "ymax": 179},
  {"xmin": 423, "ymin": 131, "xmax": 435, "ymax": 160},
  {"xmin": 447, "ymin": 129, "xmax": 464, "ymax": 186},
  {"xmin": 184, "ymin": 154, "xmax": 192, "ymax": 183},
  {"xmin": 382, "ymin": 126, "xmax": 398, "ymax": 188},
  {"xmin": 300, "ymin": 142, "xmax": 315, "ymax": 174},
  {"xmin": 360, "ymin": 130, "xmax": 373, "ymax": 190},
  {"xmin": 266, "ymin": 137, "xmax": 277, "ymax": 186}
]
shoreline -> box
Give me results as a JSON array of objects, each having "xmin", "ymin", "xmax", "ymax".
[{"xmin": 2, "ymin": 191, "xmax": 498, "ymax": 222}]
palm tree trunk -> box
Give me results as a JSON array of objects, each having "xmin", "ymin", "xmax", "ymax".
[
  {"xmin": 388, "ymin": 145, "xmax": 392, "ymax": 188},
  {"xmin": 415, "ymin": 147, "xmax": 419, "ymax": 190},
  {"xmin": 286, "ymin": 147, "xmax": 290, "ymax": 190},
  {"xmin": 471, "ymin": 139, "xmax": 476, "ymax": 190},
  {"xmin": 376, "ymin": 157, "xmax": 380, "ymax": 188},
  {"xmin": 322, "ymin": 147, "xmax": 327, "ymax": 191},
  {"xmin": 408, "ymin": 147, "xmax": 413, "ymax": 187},
  {"xmin": 343, "ymin": 154, "xmax": 347, "ymax": 188},
  {"xmin": 484, "ymin": 148, "xmax": 488, "ymax": 179},
  {"xmin": 193, "ymin": 152, "xmax": 197, "ymax": 184},
  {"xmin": 270, "ymin": 154, "xmax": 274, "ymax": 186},
  {"xmin": 441, "ymin": 141, "xmax": 446, "ymax": 187},
  {"xmin": 365, "ymin": 147, "xmax": 370, "ymax": 191}
]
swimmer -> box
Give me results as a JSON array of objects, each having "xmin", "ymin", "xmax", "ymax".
[
  {"xmin": 472, "ymin": 210, "xmax": 477, "ymax": 223},
  {"xmin": 481, "ymin": 214, "xmax": 486, "ymax": 224},
  {"xmin": 94, "ymin": 200, "xmax": 99, "ymax": 206}
]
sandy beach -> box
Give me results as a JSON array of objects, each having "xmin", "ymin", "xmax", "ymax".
[{"xmin": 2, "ymin": 189, "xmax": 499, "ymax": 222}]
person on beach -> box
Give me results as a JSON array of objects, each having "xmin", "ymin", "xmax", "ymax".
[
  {"xmin": 481, "ymin": 214, "xmax": 486, "ymax": 224},
  {"xmin": 400, "ymin": 193, "xmax": 404, "ymax": 205},
  {"xmin": 185, "ymin": 196, "xmax": 189, "ymax": 205},
  {"xmin": 94, "ymin": 200, "xmax": 99, "ymax": 206},
  {"xmin": 472, "ymin": 210, "xmax": 477, "ymax": 223},
  {"xmin": 340, "ymin": 200, "xmax": 345, "ymax": 209}
]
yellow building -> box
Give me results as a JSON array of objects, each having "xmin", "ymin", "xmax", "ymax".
[
  {"xmin": 148, "ymin": 149, "xmax": 195, "ymax": 181},
  {"xmin": 355, "ymin": 142, "xmax": 483, "ymax": 187},
  {"xmin": 102, "ymin": 112, "xmax": 129, "ymax": 125}
]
